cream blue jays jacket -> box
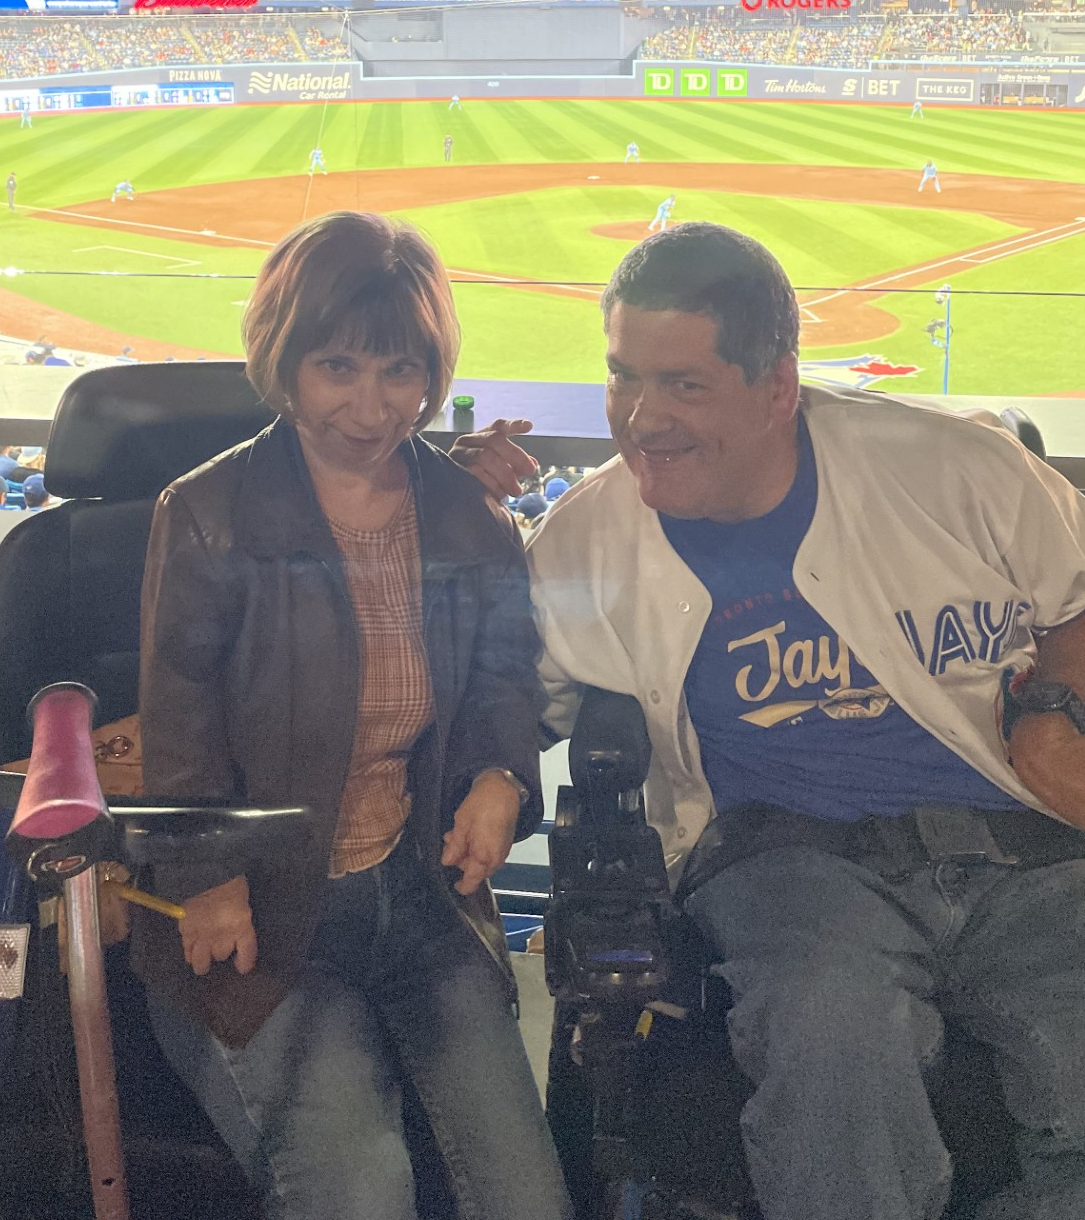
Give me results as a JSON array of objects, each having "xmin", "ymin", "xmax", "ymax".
[{"xmin": 527, "ymin": 385, "xmax": 1085, "ymax": 882}]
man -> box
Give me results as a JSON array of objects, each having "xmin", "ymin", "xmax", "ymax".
[
  {"xmin": 19, "ymin": 105, "xmax": 32, "ymax": 129},
  {"xmin": 6, "ymin": 172, "xmax": 15, "ymax": 212},
  {"xmin": 449, "ymin": 94, "xmax": 462, "ymax": 110},
  {"xmin": 911, "ymin": 99, "xmax": 924, "ymax": 119},
  {"xmin": 308, "ymin": 146, "xmax": 327, "ymax": 176},
  {"xmin": 21, "ymin": 473, "xmax": 51, "ymax": 510},
  {"xmin": 454, "ymin": 222, "xmax": 1085, "ymax": 1220},
  {"xmin": 919, "ymin": 160, "xmax": 941, "ymax": 193},
  {"xmin": 444, "ymin": 134, "xmax": 454, "ymax": 163},
  {"xmin": 110, "ymin": 179, "xmax": 135, "ymax": 203},
  {"xmin": 648, "ymin": 194, "xmax": 676, "ymax": 233},
  {"xmin": 624, "ymin": 140, "xmax": 640, "ymax": 163}
]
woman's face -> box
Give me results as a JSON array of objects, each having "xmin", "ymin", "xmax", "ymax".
[{"xmin": 291, "ymin": 341, "xmax": 430, "ymax": 477}]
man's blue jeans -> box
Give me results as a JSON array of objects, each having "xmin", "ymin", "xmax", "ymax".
[
  {"xmin": 149, "ymin": 837, "xmax": 573, "ymax": 1220},
  {"xmin": 684, "ymin": 847, "xmax": 1085, "ymax": 1220}
]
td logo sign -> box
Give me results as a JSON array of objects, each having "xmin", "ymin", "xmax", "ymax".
[
  {"xmin": 717, "ymin": 69, "xmax": 749, "ymax": 97},
  {"xmin": 644, "ymin": 69, "xmax": 675, "ymax": 96},
  {"xmin": 643, "ymin": 67, "xmax": 749, "ymax": 98},
  {"xmin": 680, "ymin": 69, "xmax": 712, "ymax": 97}
]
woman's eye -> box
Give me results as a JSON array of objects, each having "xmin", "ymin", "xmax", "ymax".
[
  {"xmin": 389, "ymin": 361, "xmax": 421, "ymax": 377},
  {"xmin": 322, "ymin": 359, "xmax": 349, "ymax": 375}
]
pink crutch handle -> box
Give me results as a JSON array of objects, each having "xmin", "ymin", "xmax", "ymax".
[{"xmin": 10, "ymin": 683, "xmax": 104, "ymax": 840}]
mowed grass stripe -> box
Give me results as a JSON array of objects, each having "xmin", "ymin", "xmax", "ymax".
[
  {"xmin": 16, "ymin": 108, "xmax": 219, "ymax": 205},
  {"xmin": 599, "ymin": 100, "xmax": 782, "ymax": 165},
  {"xmin": 513, "ymin": 99, "xmax": 624, "ymax": 162},
  {"xmin": 486, "ymin": 101, "xmax": 588, "ymax": 163},
  {"xmin": 745, "ymin": 103, "xmax": 1082, "ymax": 180},
  {"xmin": 796, "ymin": 107, "xmax": 1050, "ymax": 178},
  {"xmin": 547, "ymin": 99, "xmax": 645, "ymax": 160},
  {"xmin": 662, "ymin": 102, "xmax": 834, "ymax": 165}
]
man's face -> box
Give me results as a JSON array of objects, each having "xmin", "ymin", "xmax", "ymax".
[{"xmin": 605, "ymin": 304, "xmax": 800, "ymax": 522}]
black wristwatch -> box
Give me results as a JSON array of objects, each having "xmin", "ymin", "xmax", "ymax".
[{"xmin": 1001, "ymin": 667, "xmax": 1085, "ymax": 743}]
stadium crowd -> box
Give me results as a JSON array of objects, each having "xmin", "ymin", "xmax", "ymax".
[
  {"xmin": 883, "ymin": 13, "xmax": 1031, "ymax": 57},
  {"xmin": 0, "ymin": 8, "xmax": 1049, "ymax": 80},
  {"xmin": 0, "ymin": 15, "xmax": 350, "ymax": 80},
  {"xmin": 641, "ymin": 11, "xmax": 1035, "ymax": 67}
]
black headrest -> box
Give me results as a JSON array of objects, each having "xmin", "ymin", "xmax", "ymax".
[{"xmin": 45, "ymin": 362, "xmax": 276, "ymax": 502}]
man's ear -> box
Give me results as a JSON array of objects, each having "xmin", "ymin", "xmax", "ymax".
[{"xmin": 767, "ymin": 353, "xmax": 801, "ymax": 424}]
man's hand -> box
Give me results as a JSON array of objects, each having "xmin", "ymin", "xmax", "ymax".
[
  {"xmin": 448, "ymin": 418, "xmax": 538, "ymax": 500},
  {"xmin": 441, "ymin": 771, "xmax": 521, "ymax": 896},
  {"xmin": 1009, "ymin": 713, "xmax": 1085, "ymax": 830},
  {"xmin": 1007, "ymin": 609, "xmax": 1085, "ymax": 829},
  {"xmin": 179, "ymin": 875, "xmax": 257, "ymax": 977}
]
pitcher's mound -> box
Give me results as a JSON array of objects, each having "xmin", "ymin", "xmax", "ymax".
[{"xmin": 592, "ymin": 222, "xmax": 655, "ymax": 241}]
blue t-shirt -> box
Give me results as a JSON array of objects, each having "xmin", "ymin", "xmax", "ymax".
[{"xmin": 661, "ymin": 417, "xmax": 1023, "ymax": 822}]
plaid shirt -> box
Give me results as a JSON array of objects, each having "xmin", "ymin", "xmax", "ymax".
[{"xmin": 328, "ymin": 489, "xmax": 433, "ymax": 877}]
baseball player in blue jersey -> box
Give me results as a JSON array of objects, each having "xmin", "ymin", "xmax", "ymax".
[
  {"xmin": 648, "ymin": 194, "xmax": 676, "ymax": 233},
  {"xmin": 449, "ymin": 94, "xmax": 462, "ymax": 110},
  {"xmin": 110, "ymin": 179, "xmax": 135, "ymax": 203},
  {"xmin": 918, "ymin": 160, "xmax": 940, "ymax": 193},
  {"xmin": 624, "ymin": 141, "xmax": 640, "ymax": 163},
  {"xmin": 308, "ymin": 147, "xmax": 327, "ymax": 176},
  {"xmin": 19, "ymin": 105, "xmax": 32, "ymax": 129},
  {"xmin": 910, "ymin": 100, "xmax": 923, "ymax": 119}
]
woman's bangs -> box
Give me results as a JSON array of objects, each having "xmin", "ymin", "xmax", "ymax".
[{"xmin": 324, "ymin": 286, "xmax": 435, "ymax": 361}]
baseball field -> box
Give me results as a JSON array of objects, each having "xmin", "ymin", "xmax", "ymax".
[{"xmin": 2, "ymin": 96, "xmax": 1084, "ymax": 394}]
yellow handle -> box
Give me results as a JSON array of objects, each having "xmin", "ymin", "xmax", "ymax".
[{"xmin": 103, "ymin": 880, "xmax": 186, "ymax": 922}]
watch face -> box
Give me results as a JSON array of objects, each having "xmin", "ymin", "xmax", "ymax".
[{"xmin": 1018, "ymin": 682, "xmax": 1072, "ymax": 713}]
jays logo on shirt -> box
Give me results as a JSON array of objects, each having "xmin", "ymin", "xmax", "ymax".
[{"xmin": 661, "ymin": 418, "xmax": 1024, "ymax": 822}]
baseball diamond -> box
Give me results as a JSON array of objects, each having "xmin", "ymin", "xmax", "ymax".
[{"xmin": 2, "ymin": 61, "xmax": 1083, "ymax": 397}]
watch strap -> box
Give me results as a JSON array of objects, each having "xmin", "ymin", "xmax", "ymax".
[{"xmin": 474, "ymin": 767, "xmax": 529, "ymax": 808}]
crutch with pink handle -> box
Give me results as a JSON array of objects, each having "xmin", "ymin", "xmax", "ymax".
[{"xmin": 5, "ymin": 682, "xmax": 312, "ymax": 1220}]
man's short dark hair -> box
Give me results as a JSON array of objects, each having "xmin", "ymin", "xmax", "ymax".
[{"xmin": 600, "ymin": 222, "xmax": 800, "ymax": 386}]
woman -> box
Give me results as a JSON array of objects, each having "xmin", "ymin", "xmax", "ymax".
[{"xmin": 134, "ymin": 211, "xmax": 573, "ymax": 1220}]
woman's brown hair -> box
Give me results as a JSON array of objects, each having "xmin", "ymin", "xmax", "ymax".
[{"xmin": 243, "ymin": 211, "xmax": 460, "ymax": 429}]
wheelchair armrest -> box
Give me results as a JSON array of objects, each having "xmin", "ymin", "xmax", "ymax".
[{"xmin": 109, "ymin": 803, "xmax": 312, "ymax": 870}]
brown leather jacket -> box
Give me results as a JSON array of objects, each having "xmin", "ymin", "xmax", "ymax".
[{"xmin": 132, "ymin": 418, "xmax": 545, "ymax": 1047}]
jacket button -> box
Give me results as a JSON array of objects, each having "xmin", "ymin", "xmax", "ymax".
[
  {"xmin": 649, "ymin": 690, "xmax": 661, "ymax": 704},
  {"xmin": 677, "ymin": 600, "xmax": 690, "ymax": 613},
  {"xmin": 677, "ymin": 827, "xmax": 687, "ymax": 839}
]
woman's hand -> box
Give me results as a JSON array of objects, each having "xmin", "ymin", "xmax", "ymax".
[
  {"xmin": 441, "ymin": 771, "xmax": 522, "ymax": 896},
  {"xmin": 448, "ymin": 419, "xmax": 538, "ymax": 500},
  {"xmin": 179, "ymin": 875, "xmax": 257, "ymax": 976}
]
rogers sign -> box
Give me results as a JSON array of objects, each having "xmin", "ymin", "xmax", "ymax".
[{"xmin": 741, "ymin": 0, "xmax": 850, "ymax": 9}]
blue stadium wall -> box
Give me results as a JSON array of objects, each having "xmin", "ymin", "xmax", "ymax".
[{"xmin": 3, "ymin": 60, "xmax": 1085, "ymax": 109}]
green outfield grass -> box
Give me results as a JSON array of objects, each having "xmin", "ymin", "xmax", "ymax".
[{"xmin": 1, "ymin": 98, "xmax": 1083, "ymax": 393}]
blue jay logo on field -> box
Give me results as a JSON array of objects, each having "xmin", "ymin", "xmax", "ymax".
[
  {"xmin": 798, "ymin": 354, "xmax": 921, "ymax": 390},
  {"xmin": 895, "ymin": 601, "xmax": 1030, "ymax": 676}
]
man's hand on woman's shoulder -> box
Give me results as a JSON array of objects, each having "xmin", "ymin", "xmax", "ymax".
[{"xmin": 448, "ymin": 418, "xmax": 538, "ymax": 500}]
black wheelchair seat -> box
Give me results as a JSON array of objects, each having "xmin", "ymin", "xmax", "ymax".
[{"xmin": 545, "ymin": 688, "xmax": 1024, "ymax": 1220}]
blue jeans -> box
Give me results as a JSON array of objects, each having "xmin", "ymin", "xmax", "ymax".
[
  {"xmin": 684, "ymin": 848, "xmax": 1085, "ymax": 1220},
  {"xmin": 150, "ymin": 836, "xmax": 573, "ymax": 1220}
]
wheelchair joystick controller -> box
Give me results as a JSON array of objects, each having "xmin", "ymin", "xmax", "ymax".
[{"xmin": 545, "ymin": 690, "xmax": 697, "ymax": 1194}]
